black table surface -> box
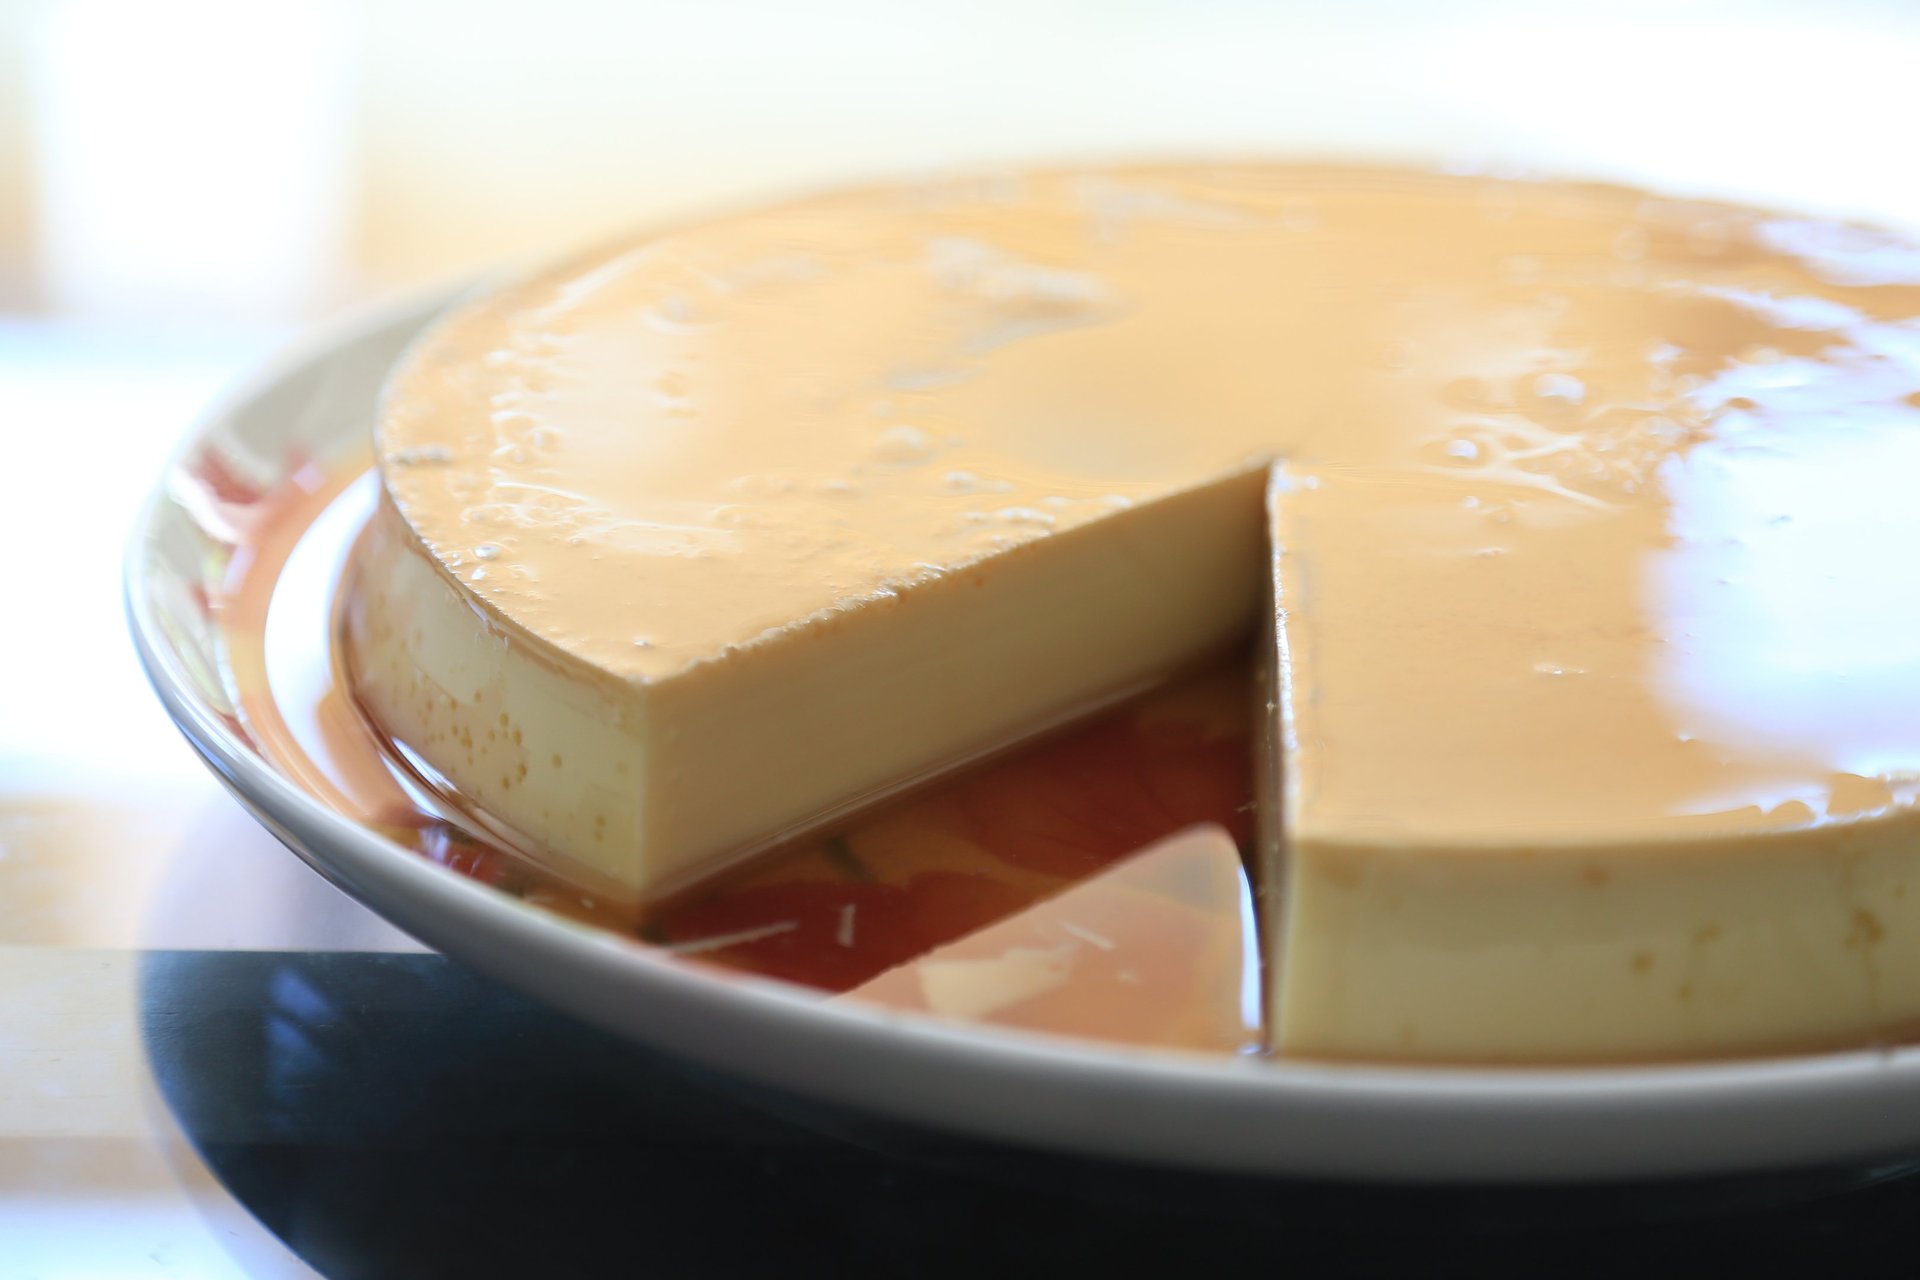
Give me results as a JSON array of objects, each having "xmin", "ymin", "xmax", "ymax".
[{"xmin": 133, "ymin": 945, "xmax": 1920, "ymax": 1279}]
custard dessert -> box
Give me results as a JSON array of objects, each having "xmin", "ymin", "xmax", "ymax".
[{"xmin": 344, "ymin": 164, "xmax": 1920, "ymax": 1060}]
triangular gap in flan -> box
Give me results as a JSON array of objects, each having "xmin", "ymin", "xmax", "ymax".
[{"xmin": 842, "ymin": 823, "xmax": 1257, "ymax": 1053}]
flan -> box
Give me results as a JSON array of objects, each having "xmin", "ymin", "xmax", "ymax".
[{"xmin": 344, "ymin": 163, "xmax": 1920, "ymax": 1060}]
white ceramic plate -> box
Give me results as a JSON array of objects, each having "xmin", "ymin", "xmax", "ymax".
[{"xmin": 126, "ymin": 292, "xmax": 1920, "ymax": 1185}]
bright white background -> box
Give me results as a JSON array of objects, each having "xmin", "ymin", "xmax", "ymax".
[{"xmin": 3, "ymin": 0, "xmax": 1920, "ymax": 323}]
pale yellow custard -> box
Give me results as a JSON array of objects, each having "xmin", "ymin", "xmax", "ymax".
[{"xmin": 346, "ymin": 164, "xmax": 1920, "ymax": 1060}]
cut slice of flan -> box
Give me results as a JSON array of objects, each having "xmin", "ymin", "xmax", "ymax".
[
  {"xmin": 344, "ymin": 163, "xmax": 1920, "ymax": 1059},
  {"xmin": 1263, "ymin": 459, "xmax": 1920, "ymax": 1061}
]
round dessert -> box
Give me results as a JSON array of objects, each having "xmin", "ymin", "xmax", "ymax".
[{"xmin": 343, "ymin": 163, "xmax": 1920, "ymax": 1062}]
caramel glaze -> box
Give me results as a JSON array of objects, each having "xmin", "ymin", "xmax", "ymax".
[{"xmin": 382, "ymin": 164, "xmax": 1920, "ymax": 843}]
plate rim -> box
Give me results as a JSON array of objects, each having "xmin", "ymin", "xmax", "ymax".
[{"xmin": 124, "ymin": 286, "xmax": 1920, "ymax": 1185}]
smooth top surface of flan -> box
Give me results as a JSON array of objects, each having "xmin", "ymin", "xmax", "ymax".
[{"xmin": 377, "ymin": 163, "xmax": 1920, "ymax": 845}]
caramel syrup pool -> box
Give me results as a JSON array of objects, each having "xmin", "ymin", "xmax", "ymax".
[{"xmin": 214, "ymin": 451, "xmax": 1261, "ymax": 1055}]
